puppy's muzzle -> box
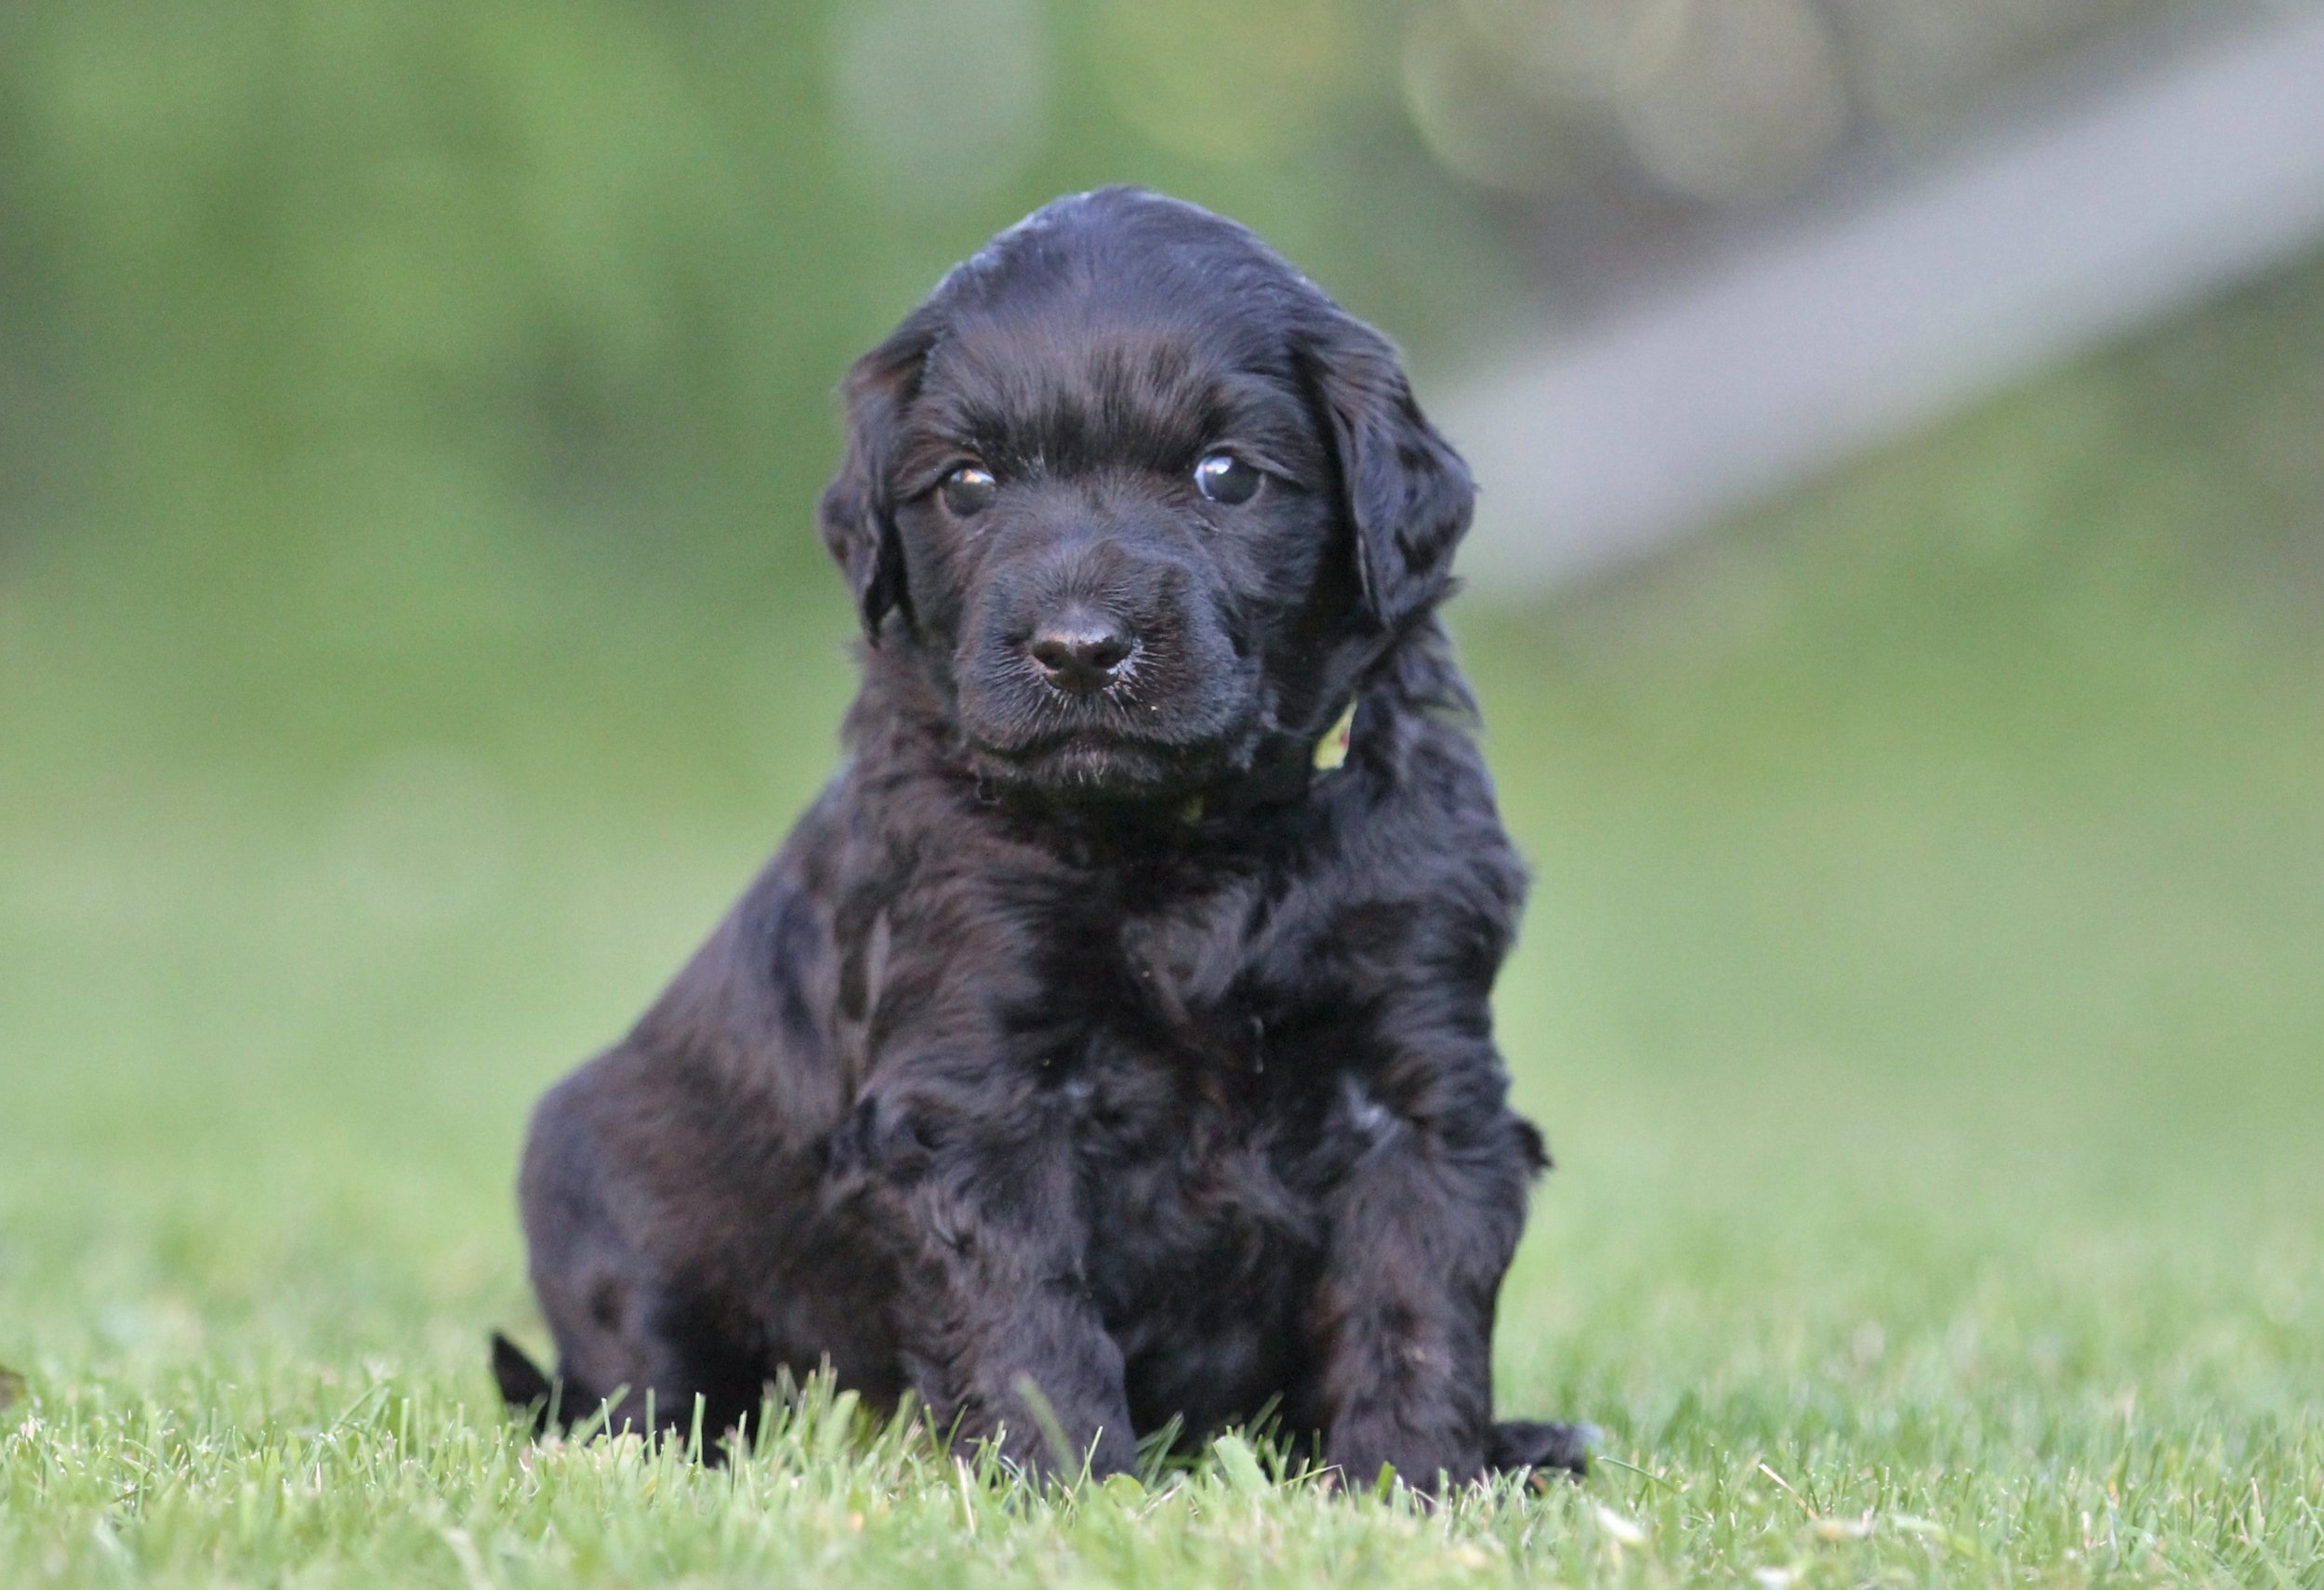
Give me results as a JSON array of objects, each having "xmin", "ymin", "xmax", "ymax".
[{"xmin": 1028, "ymin": 603, "xmax": 1137, "ymax": 696}]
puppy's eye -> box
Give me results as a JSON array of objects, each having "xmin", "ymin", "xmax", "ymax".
[
  {"xmin": 1194, "ymin": 453, "xmax": 1261, "ymax": 506},
  {"xmin": 940, "ymin": 465, "xmax": 997, "ymax": 517}
]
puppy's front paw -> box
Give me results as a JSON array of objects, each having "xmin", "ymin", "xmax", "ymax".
[{"xmin": 1486, "ymin": 1418, "xmax": 1596, "ymax": 1480}]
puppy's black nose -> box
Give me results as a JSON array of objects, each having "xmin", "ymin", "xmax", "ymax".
[{"xmin": 1029, "ymin": 609, "xmax": 1134, "ymax": 694}]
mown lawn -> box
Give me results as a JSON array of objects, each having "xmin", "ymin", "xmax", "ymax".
[{"xmin": 4, "ymin": 264, "xmax": 2322, "ymax": 1585}]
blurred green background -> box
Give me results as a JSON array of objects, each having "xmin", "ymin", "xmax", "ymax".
[{"xmin": 3, "ymin": 0, "xmax": 2319, "ymax": 1500}]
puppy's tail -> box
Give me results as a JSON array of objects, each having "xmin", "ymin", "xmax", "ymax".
[
  {"xmin": 1486, "ymin": 1419, "xmax": 1596, "ymax": 1482},
  {"xmin": 490, "ymin": 1331, "xmax": 567, "ymax": 1437}
]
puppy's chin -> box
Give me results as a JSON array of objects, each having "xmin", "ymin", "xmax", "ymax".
[{"xmin": 965, "ymin": 732, "xmax": 1229, "ymax": 805}]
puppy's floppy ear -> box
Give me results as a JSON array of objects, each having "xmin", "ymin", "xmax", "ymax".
[
  {"xmin": 820, "ymin": 314, "xmax": 938, "ymax": 643},
  {"xmin": 1300, "ymin": 314, "xmax": 1476, "ymax": 630}
]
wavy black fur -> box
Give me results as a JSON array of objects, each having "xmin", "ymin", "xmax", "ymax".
[{"xmin": 499, "ymin": 189, "xmax": 1588, "ymax": 1489}]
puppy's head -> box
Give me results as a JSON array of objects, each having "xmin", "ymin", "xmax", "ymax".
[{"xmin": 820, "ymin": 187, "xmax": 1473, "ymax": 804}]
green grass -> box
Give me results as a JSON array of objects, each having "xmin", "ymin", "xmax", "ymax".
[{"xmin": 5, "ymin": 262, "xmax": 2323, "ymax": 1585}]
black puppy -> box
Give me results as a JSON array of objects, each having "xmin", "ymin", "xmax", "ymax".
[{"xmin": 496, "ymin": 188, "xmax": 1588, "ymax": 1489}]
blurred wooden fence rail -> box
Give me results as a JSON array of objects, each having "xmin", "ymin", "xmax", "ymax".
[{"xmin": 1441, "ymin": 3, "xmax": 2324, "ymax": 589}]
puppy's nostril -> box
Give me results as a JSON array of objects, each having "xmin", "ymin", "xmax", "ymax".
[{"xmin": 1029, "ymin": 613, "xmax": 1134, "ymax": 694}]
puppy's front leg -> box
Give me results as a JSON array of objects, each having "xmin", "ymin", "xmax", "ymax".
[
  {"xmin": 838, "ymin": 1091, "xmax": 1137, "ymax": 1480},
  {"xmin": 1310, "ymin": 1075, "xmax": 1531, "ymax": 1491}
]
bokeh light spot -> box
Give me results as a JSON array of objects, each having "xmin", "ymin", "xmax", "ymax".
[
  {"xmin": 1616, "ymin": 0, "xmax": 1849, "ymax": 201},
  {"xmin": 1402, "ymin": 7, "xmax": 1590, "ymax": 197},
  {"xmin": 1094, "ymin": 0, "xmax": 1353, "ymax": 164},
  {"xmin": 1457, "ymin": 0, "xmax": 1691, "ymax": 102},
  {"xmin": 830, "ymin": 0, "xmax": 1050, "ymax": 206}
]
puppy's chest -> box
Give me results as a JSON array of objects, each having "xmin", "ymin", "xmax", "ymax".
[
  {"xmin": 1058, "ymin": 898, "xmax": 1356, "ymax": 1246},
  {"xmin": 1063, "ymin": 1040, "xmax": 1327, "ymax": 1318},
  {"xmin": 1090, "ymin": 881, "xmax": 1328, "ymax": 1092}
]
